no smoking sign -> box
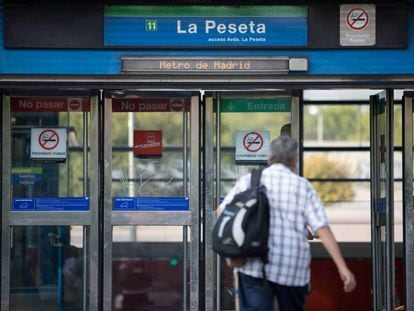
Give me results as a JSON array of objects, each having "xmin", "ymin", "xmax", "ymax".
[
  {"xmin": 346, "ymin": 8, "xmax": 369, "ymax": 30},
  {"xmin": 38, "ymin": 129, "xmax": 60, "ymax": 150},
  {"xmin": 340, "ymin": 4, "xmax": 376, "ymax": 46},
  {"xmin": 243, "ymin": 132, "xmax": 264, "ymax": 152},
  {"xmin": 31, "ymin": 128, "xmax": 67, "ymax": 162},
  {"xmin": 235, "ymin": 130, "xmax": 270, "ymax": 164}
]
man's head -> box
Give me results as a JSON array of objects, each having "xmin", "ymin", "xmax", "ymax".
[
  {"xmin": 268, "ymin": 135, "xmax": 298, "ymax": 170},
  {"xmin": 280, "ymin": 123, "xmax": 291, "ymax": 137}
]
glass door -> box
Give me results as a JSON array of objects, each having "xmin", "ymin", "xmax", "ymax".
[
  {"xmin": 102, "ymin": 91, "xmax": 201, "ymax": 311},
  {"xmin": 1, "ymin": 92, "xmax": 99, "ymax": 311},
  {"xmin": 203, "ymin": 91, "xmax": 300, "ymax": 310},
  {"xmin": 402, "ymin": 91, "xmax": 414, "ymax": 311},
  {"xmin": 370, "ymin": 90, "xmax": 396, "ymax": 310}
]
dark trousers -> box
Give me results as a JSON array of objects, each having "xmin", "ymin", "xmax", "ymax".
[{"xmin": 238, "ymin": 272, "xmax": 308, "ymax": 311}]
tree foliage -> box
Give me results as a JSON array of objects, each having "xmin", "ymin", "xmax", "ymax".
[
  {"xmin": 303, "ymin": 154, "xmax": 355, "ymax": 204},
  {"xmin": 304, "ymin": 105, "xmax": 371, "ymax": 142}
]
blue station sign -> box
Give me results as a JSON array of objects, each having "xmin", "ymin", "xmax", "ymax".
[
  {"xmin": 104, "ymin": 5, "xmax": 308, "ymax": 48},
  {"xmin": 13, "ymin": 197, "xmax": 90, "ymax": 211},
  {"xmin": 113, "ymin": 197, "xmax": 189, "ymax": 211}
]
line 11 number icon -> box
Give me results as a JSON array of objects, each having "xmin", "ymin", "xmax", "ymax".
[{"xmin": 146, "ymin": 20, "xmax": 158, "ymax": 31}]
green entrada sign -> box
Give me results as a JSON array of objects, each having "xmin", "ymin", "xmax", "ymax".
[{"xmin": 217, "ymin": 98, "xmax": 291, "ymax": 112}]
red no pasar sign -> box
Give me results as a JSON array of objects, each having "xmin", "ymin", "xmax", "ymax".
[
  {"xmin": 112, "ymin": 98, "xmax": 190, "ymax": 112},
  {"xmin": 10, "ymin": 97, "xmax": 91, "ymax": 112},
  {"xmin": 134, "ymin": 130, "xmax": 162, "ymax": 158}
]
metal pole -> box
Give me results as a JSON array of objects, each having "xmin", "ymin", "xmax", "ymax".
[
  {"xmin": 183, "ymin": 106, "xmax": 188, "ymax": 311},
  {"xmin": 83, "ymin": 108, "xmax": 89, "ymax": 311},
  {"xmin": 1, "ymin": 95, "xmax": 12, "ymax": 311},
  {"xmin": 189, "ymin": 95, "xmax": 200, "ymax": 311},
  {"xmin": 291, "ymin": 93, "xmax": 300, "ymax": 175},
  {"xmin": 204, "ymin": 95, "xmax": 216, "ymax": 311},
  {"xmin": 215, "ymin": 92, "xmax": 222, "ymax": 310},
  {"xmin": 370, "ymin": 94, "xmax": 380, "ymax": 311},
  {"xmin": 403, "ymin": 94, "xmax": 414, "ymax": 311},
  {"xmin": 385, "ymin": 89, "xmax": 395, "ymax": 311},
  {"xmin": 89, "ymin": 93, "xmax": 101, "ymax": 310},
  {"xmin": 57, "ymin": 226, "xmax": 63, "ymax": 311},
  {"xmin": 128, "ymin": 112, "xmax": 136, "ymax": 241},
  {"xmin": 102, "ymin": 96, "xmax": 113, "ymax": 311}
]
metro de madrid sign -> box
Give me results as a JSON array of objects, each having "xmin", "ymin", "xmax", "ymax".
[{"xmin": 104, "ymin": 5, "xmax": 308, "ymax": 48}]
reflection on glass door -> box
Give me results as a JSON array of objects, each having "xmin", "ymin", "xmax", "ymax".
[{"xmin": 11, "ymin": 225, "xmax": 85, "ymax": 311}]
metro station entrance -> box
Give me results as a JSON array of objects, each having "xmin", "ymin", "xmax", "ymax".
[
  {"xmin": 0, "ymin": 87, "xmax": 412, "ymax": 311},
  {"xmin": 0, "ymin": 88, "xmax": 299, "ymax": 311}
]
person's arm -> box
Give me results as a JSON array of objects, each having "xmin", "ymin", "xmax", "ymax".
[{"xmin": 316, "ymin": 226, "xmax": 357, "ymax": 293}]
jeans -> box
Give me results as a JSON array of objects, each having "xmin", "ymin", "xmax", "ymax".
[{"xmin": 238, "ymin": 273, "xmax": 308, "ymax": 311}]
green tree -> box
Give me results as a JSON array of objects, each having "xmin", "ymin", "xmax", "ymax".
[{"xmin": 304, "ymin": 105, "xmax": 370, "ymax": 142}]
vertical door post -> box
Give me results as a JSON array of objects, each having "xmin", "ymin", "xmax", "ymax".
[
  {"xmin": 189, "ymin": 95, "xmax": 200, "ymax": 311},
  {"xmin": 1, "ymin": 95, "xmax": 11, "ymax": 311},
  {"xmin": 102, "ymin": 96, "xmax": 113, "ymax": 311},
  {"xmin": 385, "ymin": 89, "xmax": 395, "ymax": 311},
  {"xmin": 370, "ymin": 91, "xmax": 395, "ymax": 310},
  {"xmin": 403, "ymin": 93, "xmax": 414, "ymax": 311},
  {"xmin": 204, "ymin": 95, "xmax": 216, "ymax": 311},
  {"xmin": 89, "ymin": 95, "xmax": 100, "ymax": 310}
]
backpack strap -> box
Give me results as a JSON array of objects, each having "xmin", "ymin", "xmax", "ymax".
[
  {"xmin": 251, "ymin": 168, "xmax": 269, "ymax": 285},
  {"xmin": 250, "ymin": 168, "xmax": 263, "ymax": 189}
]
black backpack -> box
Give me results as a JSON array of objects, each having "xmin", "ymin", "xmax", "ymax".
[{"xmin": 212, "ymin": 168, "xmax": 270, "ymax": 261}]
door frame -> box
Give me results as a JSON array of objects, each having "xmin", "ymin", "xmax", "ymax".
[
  {"xmin": 0, "ymin": 91, "xmax": 100, "ymax": 310},
  {"xmin": 370, "ymin": 90, "xmax": 395, "ymax": 311},
  {"xmin": 203, "ymin": 90, "xmax": 301, "ymax": 310},
  {"xmin": 403, "ymin": 91, "xmax": 414, "ymax": 311},
  {"xmin": 1, "ymin": 84, "xmax": 412, "ymax": 311},
  {"xmin": 101, "ymin": 91, "xmax": 201, "ymax": 311}
]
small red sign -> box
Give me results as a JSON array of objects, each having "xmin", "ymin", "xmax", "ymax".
[
  {"xmin": 134, "ymin": 130, "xmax": 162, "ymax": 158},
  {"xmin": 69, "ymin": 98, "xmax": 81, "ymax": 111}
]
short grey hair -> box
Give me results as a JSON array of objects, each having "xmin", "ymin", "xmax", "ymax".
[{"xmin": 268, "ymin": 136, "xmax": 298, "ymax": 166}]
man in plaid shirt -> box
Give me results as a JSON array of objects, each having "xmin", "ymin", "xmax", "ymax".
[{"xmin": 219, "ymin": 136, "xmax": 356, "ymax": 311}]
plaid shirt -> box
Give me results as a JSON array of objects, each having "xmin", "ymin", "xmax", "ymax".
[{"xmin": 219, "ymin": 163, "xmax": 329, "ymax": 286}]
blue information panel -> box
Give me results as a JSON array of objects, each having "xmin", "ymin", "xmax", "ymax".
[
  {"xmin": 113, "ymin": 197, "xmax": 189, "ymax": 211},
  {"xmin": 13, "ymin": 197, "xmax": 90, "ymax": 211},
  {"xmin": 105, "ymin": 17, "xmax": 307, "ymax": 47},
  {"xmin": 104, "ymin": 6, "xmax": 307, "ymax": 48}
]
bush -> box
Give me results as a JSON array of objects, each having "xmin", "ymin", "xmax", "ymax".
[{"xmin": 303, "ymin": 155, "xmax": 355, "ymax": 205}]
